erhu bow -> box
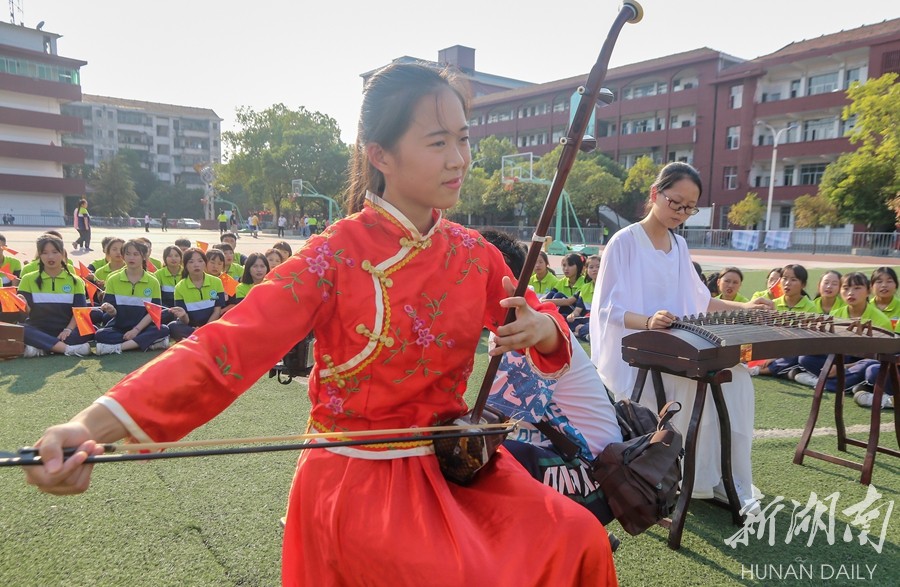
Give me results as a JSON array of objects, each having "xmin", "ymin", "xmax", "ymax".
[{"xmin": 470, "ymin": 1, "xmax": 643, "ymax": 423}]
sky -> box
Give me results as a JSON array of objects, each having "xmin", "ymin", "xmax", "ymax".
[{"xmin": 23, "ymin": 0, "xmax": 900, "ymax": 148}]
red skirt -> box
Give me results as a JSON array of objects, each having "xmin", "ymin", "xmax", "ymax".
[{"xmin": 282, "ymin": 446, "xmax": 617, "ymax": 586}]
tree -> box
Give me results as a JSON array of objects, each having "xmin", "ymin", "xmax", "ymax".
[
  {"xmin": 621, "ymin": 156, "xmax": 660, "ymax": 219},
  {"xmin": 89, "ymin": 154, "xmax": 138, "ymax": 216},
  {"xmin": 728, "ymin": 192, "xmax": 765, "ymax": 228},
  {"xmin": 818, "ymin": 73, "xmax": 900, "ymax": 231},
  {"xmin": 455, "ymin": 166, "xmax": 494, "ymax": 224},
  {"xmin": 793, "ymin": 193, "xmax": 839, "ymax": 254},
  {"xmin": 144, "ymin": 184, "xmax": 205, "ymax": 219},
  {"xmin": 119, "ymin": 148, "xmax": 162, "ymax": 210},
  {"xmin": 220, "ymin": 104, "xmax": 349, "ymax": 220},
  {"xmin": 471, "ymin": 136, "xmax": 517, "ymax": 176}
]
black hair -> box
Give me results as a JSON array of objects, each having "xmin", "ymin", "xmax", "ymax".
[
  {"xmin": 652, "ymin": 162, "xmax": 703, "ymax": 198},
  {"xmin": 104, "ymin": 237, "xmax": 125, "ymax": 258},
  {"xmin": 220, "ymin": 232, "xmax": 238, "ymax": 242},
  {"xmin": 34, "ymin": 234, "xmax": 75, "ymax": 289},
  {"xmin": 692, "ymin": 261, "xmax": 704, "ymax": 280},
  {"xmin": 842, "ymin": 271, "xmax": 869, "ymax": 290},
  {"xmin": 815, "ymin": 270, "xmax": 842, "ymax": 299},
  {"xmin": 479, "ymin": 229, "xmax": 525, "ymax": 277},
  {"xmin": 265, "ymin": 248, "xmax": 286, "ymax": 265},
  {"xmin": 181, "ymin": 248, "xmax": 208, "ymax": 280},
  {"xmin": 273, "ymin": 240, "xmax": 293, "ymax": 257},
  {"xmin": 719, "ymin": 266, "xmax": 744, "ymax": 282},
  {"xmin": 782, "ymin": 264, "xmax": 808, "ymax": 287},
  {"xmin": 122, "ymin": 239, "xmax": 149, "ymax": 271},
  {"xmin": 240, "ymin": 253, "xmax": 270, "ymax": 285},
  {"xmin": 213, "ymin": 242, "xmax": 234, "ymax": 253},
  {"xmin": 174, "ymin": 238, "xmax": 192, "ymax": 249},
  {"xmin": 205, "ymin": 249, "xmax": 225, "ymax": 266},
  {"xmin": 561, "ymin": 253, "xmax": 585, "ymax": 282},
  {"xmin": 705, "ymin": 272, "xmax": 720, "ymax": 295},
  {"xmin": 869, "ymin": 266, "xmax": 898, "ymax": 290},
  {"xmin": 346, "ymin": 62, "xmax": 469, "ymax": 214},
  {"xmin": 584, "ymin": 255, "xmax": 601, "ymax": 283},
  {"xmin": 162, "ymin": 245, "xmax": 183, "ymax": 264},
  {"xmin": 0, "ymin": 233, "xmax": 5, "ymax": 244},
  {"xmin": 536, "ymin": 251, "xmax": 555, "ymax": 275}
]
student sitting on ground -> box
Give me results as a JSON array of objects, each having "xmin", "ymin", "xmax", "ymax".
[
  {"xmin": 154, "ymin": 246, "xmax": 183, "ymax": 308},
  {"xmin": 714, "ymin": 267, "xmax": 748, "ymax": 302},
  {"xmin": 567, "ymin": 254, "xmax": 600, "ymax": 342},
  {"xmin": 750, "ymin": 267, "xmax": 783, "ymax": 301},
  {"xmin": 94, "ymin": 239, "xmax": 169, "ymax": 355},
  {"xmin": 222, "ymin": 253, "xmax": 269, "ymax": 315},
  {"xmin": 272, "ymin": 240, "xmax": 293, "ymax": 260},
  {"xmin": 87, "ymin": 236, "xmax": 116, "ymax": 273},
  {"xmin": 174, "ymin": 238, "xmax": 192, "ymax": 253},
  {"xmin": 482, "ymin": 230, "xmax": 622, "ymax": 525},
  {"xmin": 758, "ymin": 264, "xmax": 818, "ymax": 378},
  {"xmin": 812, "ymin": 270, "xmax": 845, "ymax": 315},
  {"xmin": 0, "ymin": 232, "xmax": 23, "ymax": 324},
  {"xmin": 213, "ymin": 243, "xmax": 243, "ymax": 280},
  {"xmin": 20, "ymin": 231, "xmax": 74, "ymax": 275},
  {"xmin": 869, "ymin": 266, "xmax": 900, "ymax": 329},
  {"xmin": 795, "ymin": 272, "xmax": 893, "ymax": 393},
  {"xmin": 92, "ymin": 238, "xmax": 126, "ymax": 287},
  {"xmin": 528, "ymin": 251, "xmax": 556, "ymax": 296},
  {"xmin": 16, "ymin": 234, "xmax": 93, "ymax": 357},
  {"xmin": 165, "ymin": 248, "xmax": 225, "ymax": 341},
  {"xmin": 220, "ymin": 231, "xmax": 246, "ymax": 265},
  {"xmin": 135, "ymin": 237, "xmax": 162, "ymax": 272},
  {"xmin": 544, "ymin": 253, "xmax": 586, "ymax": 317},
  {"xmin": 265, "ymin": 248, "xmax": 286, "ymax": 269}
]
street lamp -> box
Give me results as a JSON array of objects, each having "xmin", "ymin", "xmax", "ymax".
[{"xmin": 757, "ymin": 121, "xmax": 798, "ymax": 234}]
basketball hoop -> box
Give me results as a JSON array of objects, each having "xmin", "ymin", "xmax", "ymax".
[{"xmin": 502, "ymin": 176, "xmax": 518, "ymax": 192}]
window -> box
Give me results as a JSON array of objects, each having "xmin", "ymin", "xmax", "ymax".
[
  {"xmin": 157, "ymin": 144, "xmax": 170, "ymax": 155},
  {"xmin": 107, "ymin": 130, "xmax": 114, "ymax": 138},
  {"xmin": 799, "ymin": 163, "xmax": 828, "ymax": 185},
  {"xmin": 761, "ymin": 91, "xmax": 781, "ymax": 103},
  {"xmin": 779, "ymin": 206, "xmax": 791, "ymax": 229},
  {"xmin": 726, "ymin": 126, "xmax": 740, "ymax": 150},
  {"xmin": 845, "ymin": 67, "xmax": 862, "ymax": 88},
  {"xmin": 783, "ymin": 165, "xmax": 795, "ymax": 186},
  {"xmin": 807, "ymin": 72, "xmax": 839, "ymax": 96},
  {"xmin": 552, "ymin": 100, "xmax": 567, "ymax": 113},
  {"xmin": 156, "ymin": 125, "xmax": 169, "ymax": 137},
  {"xmin": 723, "ymin": 166, "xmax": 738, "ymax": 190},
  {"xmin": 840, "ymin": 114, "xmax": 857, "ymax": 136},
  {"xmin": 729, "ymin": 85, "xmax": 743, "ymax": 108},
  {"xmin": 803, "ymin": 118, "xmax": 837, "ymax": 142},
  {"xmin": 790, "ymin": 80, "xmax": 801, "ymax": 99},
  {"xmin": 158, "ymin": 162, "xmax": 171, "ymax": 173}
]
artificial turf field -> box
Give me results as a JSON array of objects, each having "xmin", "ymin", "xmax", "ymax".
[{"xmin": 1, "ymin": 334, "xmax": 897, "ymax": 587}]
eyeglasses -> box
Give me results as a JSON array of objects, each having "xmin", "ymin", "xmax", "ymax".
[{"xmin": 661, "ymin": 191, "xmax": 700, "ymax": 216}]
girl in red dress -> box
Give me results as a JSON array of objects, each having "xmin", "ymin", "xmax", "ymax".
[{"xmin": 22, "ymin": 62, "xmax": 616, "ymax": 586}]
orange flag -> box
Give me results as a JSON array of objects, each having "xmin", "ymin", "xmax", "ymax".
[
  {"xmin": 0, "ymin": 263, "xmax": 15, "ymax": 283},
  {"xmin": 0, "ymin": 287, "xmax": 26, "ymax": 312},
  {"xmin": 1, "ymin": 245, "xmax": 20, "ymax": 256},
  {"xmin": 76, "ymin": 261, "xmax": 92, "ymax": 279},
  {"xmin": 143, "ymin": 301, "xmax": 163, "ymax": 329},
  {"xmin": 72, "ymin": 307, "xmax": 96, "ymax": 335},
  {"xmin": 196, "ymin": 241, "xmax": 209, "ymax": 253},
  {"xmin": 147, "ymin": 259, "xmax": 158, "ymax": 272},
  {"xmin": 83, "ymin": 279, "xmax": 100, "ymax": 306},
  {"xmin": 768, "ymin": 280, "xmax": 784, "ymax": 299},
  {"xmin": 220, "ymin": 273, "xmax": 238, "ymax": 297}
]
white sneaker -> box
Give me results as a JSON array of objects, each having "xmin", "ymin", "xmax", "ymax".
[
  {"xmin": 793, "ymin": 372, "xmax": 819, "ymax": 387},
  {"xmin": 64, "ymin": 342, "xmax": 91, "ymax": 357},
  {"xmin": 854, "ymin": 390, "xmax": 874, "ymax": 408},
  {"xmin": 22, "ymin": 345, "xmax": 46, "ymax": 358},
  {"xmin": 148, "ymin": 337, "xmax": 169, "ymax": 351},
  {"xmin": 747, "ymin": 365, "xmax": 761, "ymax": 376},
  {"xmin": 95, "ymin": 342, "xmax": 122, "ymax": 355}
]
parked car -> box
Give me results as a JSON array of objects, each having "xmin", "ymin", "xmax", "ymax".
[{"xmin": 178, "ymin": 218, "xmax": 202, "ymax": 229}]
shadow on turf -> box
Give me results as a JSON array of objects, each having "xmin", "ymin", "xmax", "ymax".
[{"xmin": 1, "ymin": 352, "xmax": 161, "ymax": 394}]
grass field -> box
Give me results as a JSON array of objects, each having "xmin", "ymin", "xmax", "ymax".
[{"xmin": 0, "ymin": 338, "xmax": 898, "ymax": 586}]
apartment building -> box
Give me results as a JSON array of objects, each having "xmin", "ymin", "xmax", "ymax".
[
  {"xmin": 0, "ymin": 21, "xmax": 86, "ymax": 224},
  {"xmin": 466, "ymin": 18, "xmax": 900, "ymax": 228},
  {"xmin": 62, "ymin": 95, "xmax": 222, "ymax": 188}
]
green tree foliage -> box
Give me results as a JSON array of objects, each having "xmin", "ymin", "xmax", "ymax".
[
  {"xmin": 455, "ymin": 167, "xmax": 494, "ymax": 223},
  {"xmin": 819, "ymin": 153, "xmax": 894, "ymax": 230},
  {"xmin": 793, "ymin": 193, "xmax": 839, "ymax": 254},
  {"xmin": 89, "ymin": 154, "xmax": 138, "ymax": 216},
  {"xmin": 118, "ymin": 149, "xmax": 163, "ymax": 211},
  {"xmin": 144, "ymin": 184, "xmax": 205, "ymax": 219},
  {"xmin": 622, "ymin": 156, "xmax": 661, "ymax": 219},
  {"xmin": 472, "ymin": 136, "xmax": 518, "ymax": 176},
  {"xmin": 819, "ymin": 73, "xmax": 900, "ymax": 230},
  {"xmin": 727, "ymin": 192, "xmax": 765, "ymax": 228},
  {"xmin": 220, "ymin": 104, "xmax": 349, "ymax": 219}
]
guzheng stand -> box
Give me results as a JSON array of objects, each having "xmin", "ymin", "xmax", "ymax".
[
  {"xmin": 630, "ymin": 365, "xmax": 744, "ymax": 550},
  {"xmin": 793, "ymin": 353, "xmax": 900, "ymax": 485}
]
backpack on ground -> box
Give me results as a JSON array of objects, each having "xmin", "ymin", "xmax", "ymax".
[{"xmin": 591, "ymin": 399, "xmax": 684, "ymax": 536}]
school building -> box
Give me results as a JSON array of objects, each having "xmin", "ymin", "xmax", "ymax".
[
  {"xmin": 0, "ymin": 20, "xmax": 86, "ymax": 225},
  {"xmin": 456, "ymin": 17, "xmax": 900, "ymax": 230}
]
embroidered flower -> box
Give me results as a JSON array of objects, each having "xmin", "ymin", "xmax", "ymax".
[
  {"xmin": 446, "ymin": 338, "xmax": 455, "ymax": 349},
  {"xmin": 412, "ymin": 317, "xmax": 425, "ymax": 332},
  {"xmin": 461, "ymin": 234, "xmax": 476, "ymax": 249},
  {"xmin": 306, "ymin": 254, "xmax": 329, "ymax": 277},
  {"xmin": 315, "ymin": 242, "xmax": 332, "ymax": 257},
  {"xmin": 325, "ymin": 394, "xmax": 344, "ymax": 414},
  {"xmin": 449, "ymin": 226, "xmax": 463, "ymax": 237},
  {"xmin": 416, "ymin": 328, "xmax": 435, "ymax": 347},
  {"xmin": 321, "ymin": 291, "xmax": 330, "ymax": 302},
  {"xmin": 187, "ymin": 334, "xmax": 199, "ymax": 342},
  {"xmin": 344, "ymin": 257, "xmax": 355, "ymax": 268},
  {"xmin": 325, "ymin": 383, "xmax": 341, "ymax": 397},
  {"xmin": 404, "ymin": 304, "xmax": 415, "ymax": 315}
]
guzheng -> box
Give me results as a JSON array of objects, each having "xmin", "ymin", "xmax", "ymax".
[{"xmin": 622, "ymin": 310, "xmax": 900, "ymax": 377}]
